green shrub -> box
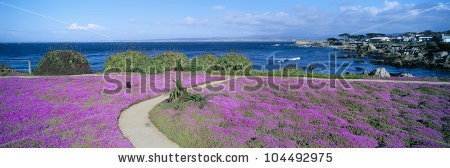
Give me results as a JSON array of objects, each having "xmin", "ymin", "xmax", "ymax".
[
  {"xmin": 182, "ymin": 92, "xmax": 208, "ymax": 109},
  {"xmin": 34, "ymin": 50, "xmax": 91, "ymax": 75},
  {"xmin": 104, "ymin": 50, "xmax": 149, "ymax": 73},
  {"xmin": 145, "ymin": 56, "xmax": 166, "ymax": 74},
  {"xmin": 157, "ymin": 52, "xmax": 190, "ymax": 71},
  {"xmin": 438, "ymin": 42, "xmax": 450, "ymax": 52},
  {"xmin": 191, "ymin": 54, "xmax": 220, "ymax": 71},
  {"xmin": 0, "ymin": 64, "xmax": 13, "ymax": 76},
  {"xmin": 219, "ymin": 53, "xmax": 252, "ymax": 71}
]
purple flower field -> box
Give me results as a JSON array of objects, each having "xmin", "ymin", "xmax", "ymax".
[
  {"xmin": 0, "ymin": 72, "xmax": 224, "ymax": 147},
  {"xmin": 152, "ymin": 77, "xmax": 450, "ymax": 148}
]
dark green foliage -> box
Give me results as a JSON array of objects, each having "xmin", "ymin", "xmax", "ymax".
[
  {"xmin": 146, "ymin": 56, "xmax": 166, "ymax": 74},
  {"xmin": 391, "ymin": 88, "xmax": 410, "ymax": 97},
  {"xmin": 425, "ymin": 42, "xmax": 440, "ymax": 53},
  {"xmin": 245, "ymin": 137, "xmax": 265, "ymax": 148},
  {"xmin": 191, "ymin": 54, "xmax": 220, "ymax": 71},
  {"xmin": 437, "ymin": 42, "xmax": 450, "ymax": 52},
  {"xmin": 405, "ymin": 138, "xmax": 424, "ymax": 147},
  {"xmin": 326, "ymin": 38, "xmax": 338, "ymax": 42},
  {"xmin": 104, "ymin": 50, "xmax": 149, "ymax": 73},
  {"xmin": 165, "ymin": 79, "xmax": 188, "ymax": 102},
  {"xmin": 182, "ymin": 92, "xmax": 208, "ymax": 109},
  {"xmin": 219, "ymin": 53, "xmax": 252, "ymax": 71},
  {"xmin": 441, "ymin": 117, "xmax": 450, "ymax": 144},
  {"xmin": 0, "ymin": 64, "xmax": 13, "ymax": 76},
  {"xmin": 375, "ymin": 136, "xmax": 387, "ymax": 148},
  {"xmin": 365, "ymin": 33, "xmax": 386, "ymax": 38},
  {"xmin": 416, "ymin": 119, "xmax": 440, "ymax": 130},
  {"xmin": 339, "ymin": 100, "xmax": 366, "ymax": 111},
  {"xmin": 157, "ymin": 52, "xmax": 190, "ymax": 71},
  {"xmin": 416, "ymin": 86, "xmax": 442, "ymax": 95},
  {"xmin": 34, "ymin": 50, "xmax": 91, "ymax": 75},
  {"xmin": 165, "ymin": 79, "xmax": 208, "ymax": 108},
  {"xmin": 367, "ymin": 119, "xmax": 383, "ymax": 129}
]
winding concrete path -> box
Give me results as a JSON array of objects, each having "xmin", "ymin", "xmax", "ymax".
[{"xmin": 118, "ymin": 77, "xmax": 231, "ymax": 148}]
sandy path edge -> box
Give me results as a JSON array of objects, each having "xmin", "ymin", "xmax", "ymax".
[{"xmin": 118, "ymin": 78, "xmax": 231, "ymax": 148}]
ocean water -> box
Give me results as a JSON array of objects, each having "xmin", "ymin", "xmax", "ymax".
[{"xmin": 0, "ymin": 42, "xmax": 448, "ymax": 78}]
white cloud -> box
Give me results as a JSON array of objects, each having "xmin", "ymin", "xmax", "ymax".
[
  {"xmin": 436, "ymin": 3, "xmax": 450, "ymax": 10},
  {"xmin": 224, "ymin": 12, "xmax": 304, "ymax": 27},
  {"xmin": 212, "ymin": 5, "xmax": 225, "ymax": 11},
  {"xmin": 68, "ymin": 23, "xmax": 85, "ymax": 30},
  {"xmin": 87, "ymin": 24, "xmax": 104, "ymax": 30},
  {"xmin": 68, "ymin": 23, "xmax": 104, "ymax": 30},
  {"xmin": 172, "ymin": 17, "xmax": 208, "ymax": 26},
  {"xmin": 184, "ymin": 17, "xmax": 195, "ymax": 25},
  {"xmin": 340, "ymin": 0, "xmax": 401, "ymax": 16}
]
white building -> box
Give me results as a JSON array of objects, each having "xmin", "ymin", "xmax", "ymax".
[
  {"xmin": 418, "ymin": 37, "xmax": 433, "ymax": 42},
  {"xmin": 442, "ymin": 34, "xmax": 450, "ymax": 43},
  {"xmin": 369, "ymin": 37, "xmax": 390, "ymax": 42}
]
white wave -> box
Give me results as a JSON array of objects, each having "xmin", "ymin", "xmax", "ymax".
[{"xmin": 288, "ymin": 57, "xmax": 301, "ymax": 61}]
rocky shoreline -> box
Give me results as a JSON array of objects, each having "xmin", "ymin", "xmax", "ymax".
[{"xmin": 336, "ymin": 42, "xmax": 450, "ymax": 70}]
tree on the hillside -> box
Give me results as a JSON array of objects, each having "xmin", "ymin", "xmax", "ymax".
[
  {"xmin": 339, "ymin": 33, "xmax": 350, "ymax": 41},
  {"xmin": 366, "ymin": 33, "xmax": 386, "ymax": 38},
  {"xmin": 421, "ymin": 30, "xmax": 434, "ymax": 36},
  {"xmin": 403, "ymin": 32, "xmax": 417, "ymax": 36},
  {"xmin": 348, "ymin": 34, "xmax": 366, "ymax": 41},
  {"xmin": 326, "ymin": 38, "xmax": 338, "ymax": 42}
]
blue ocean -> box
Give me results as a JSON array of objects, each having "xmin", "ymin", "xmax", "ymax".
[{"xmin": 0, "ymin": 42, "xmax": 448, "ymax": 78}]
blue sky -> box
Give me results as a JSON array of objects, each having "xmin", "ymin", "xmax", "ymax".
[{"xmin": 0, "ymin": 0, "xmax": 449, "ymax": 42}]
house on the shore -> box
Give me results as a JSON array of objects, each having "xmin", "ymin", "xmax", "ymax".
[
  {"xmin": 391, "ymin": 36, "xmax": 403, "ymax": 42},
  {"xmin": 369, "ymin": 37, "xmax": 390, "ymax": 42},
  {"xmin": 418, "ymin": 36, "xmax": 433, "ymax": 42},
  {"xmin": 391, "ymin": 35, "xmax": 416, "ymax": 42},
  {"xmin": 442, "ymin": 34, "xmax": 450, "ymax": 43}
]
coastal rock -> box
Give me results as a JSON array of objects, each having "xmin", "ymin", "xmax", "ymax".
[
  {"xmin": 440, "ymin": 51, "xmax": 448, "ymax": 57},
  {"xmin": 393, "ymin": 59, "xmax": 403, "ymax": 67},
  {"xmin": 369, "ymin": 68, "xmax": 390, "ymax": 77},
  {"xmin": 417, "ymin": 53, "xmax": 424, "ymax": 58},
  {"xmin": 399, "ymin": 73, "xmax": 414, "ymax": 77},
  {"xmin": 362, "ymin": 70, "xmax": 369, "ymax": 75},
  {"xmin": 355, "ymin": 42, "xmax": 450, "ymax": 70},
  {"xmin": 444, "ymin": 56, "xmax": 450, "ymax": 68},
  {"xmin": 369, "ymin": 43, "xmax": 377, "ymax": 50}
]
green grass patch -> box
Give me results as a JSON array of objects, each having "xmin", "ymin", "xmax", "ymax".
[
  {"xmin": 209, "ymin": 69, "xmax": 366, "ymax": 79},
  {"xmin": 304, "ymin": 92, "xmax": 321, "ymax": 105},
  {"xmin": 46, "ymin": 117, "xmax": 61, "ymax": 127},
  {"xmin": 149, "ymin": 102, "xmax": 219, "ymax": 147},
  {"xmin": 416, "ymin": 86, "xmax": 444, "ymax": 96},
  {"xmin": 338, "ymin": 100, "xmax": 366, "ymax": 111},
  {"xmin": 390, "ymin": 88, "xmax": 410, "ymax": 97}
]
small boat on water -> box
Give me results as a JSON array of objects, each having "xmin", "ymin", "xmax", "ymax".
[{"xmin": 276, "ymin": 57, "xmax": 301, "ymax": 63}]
